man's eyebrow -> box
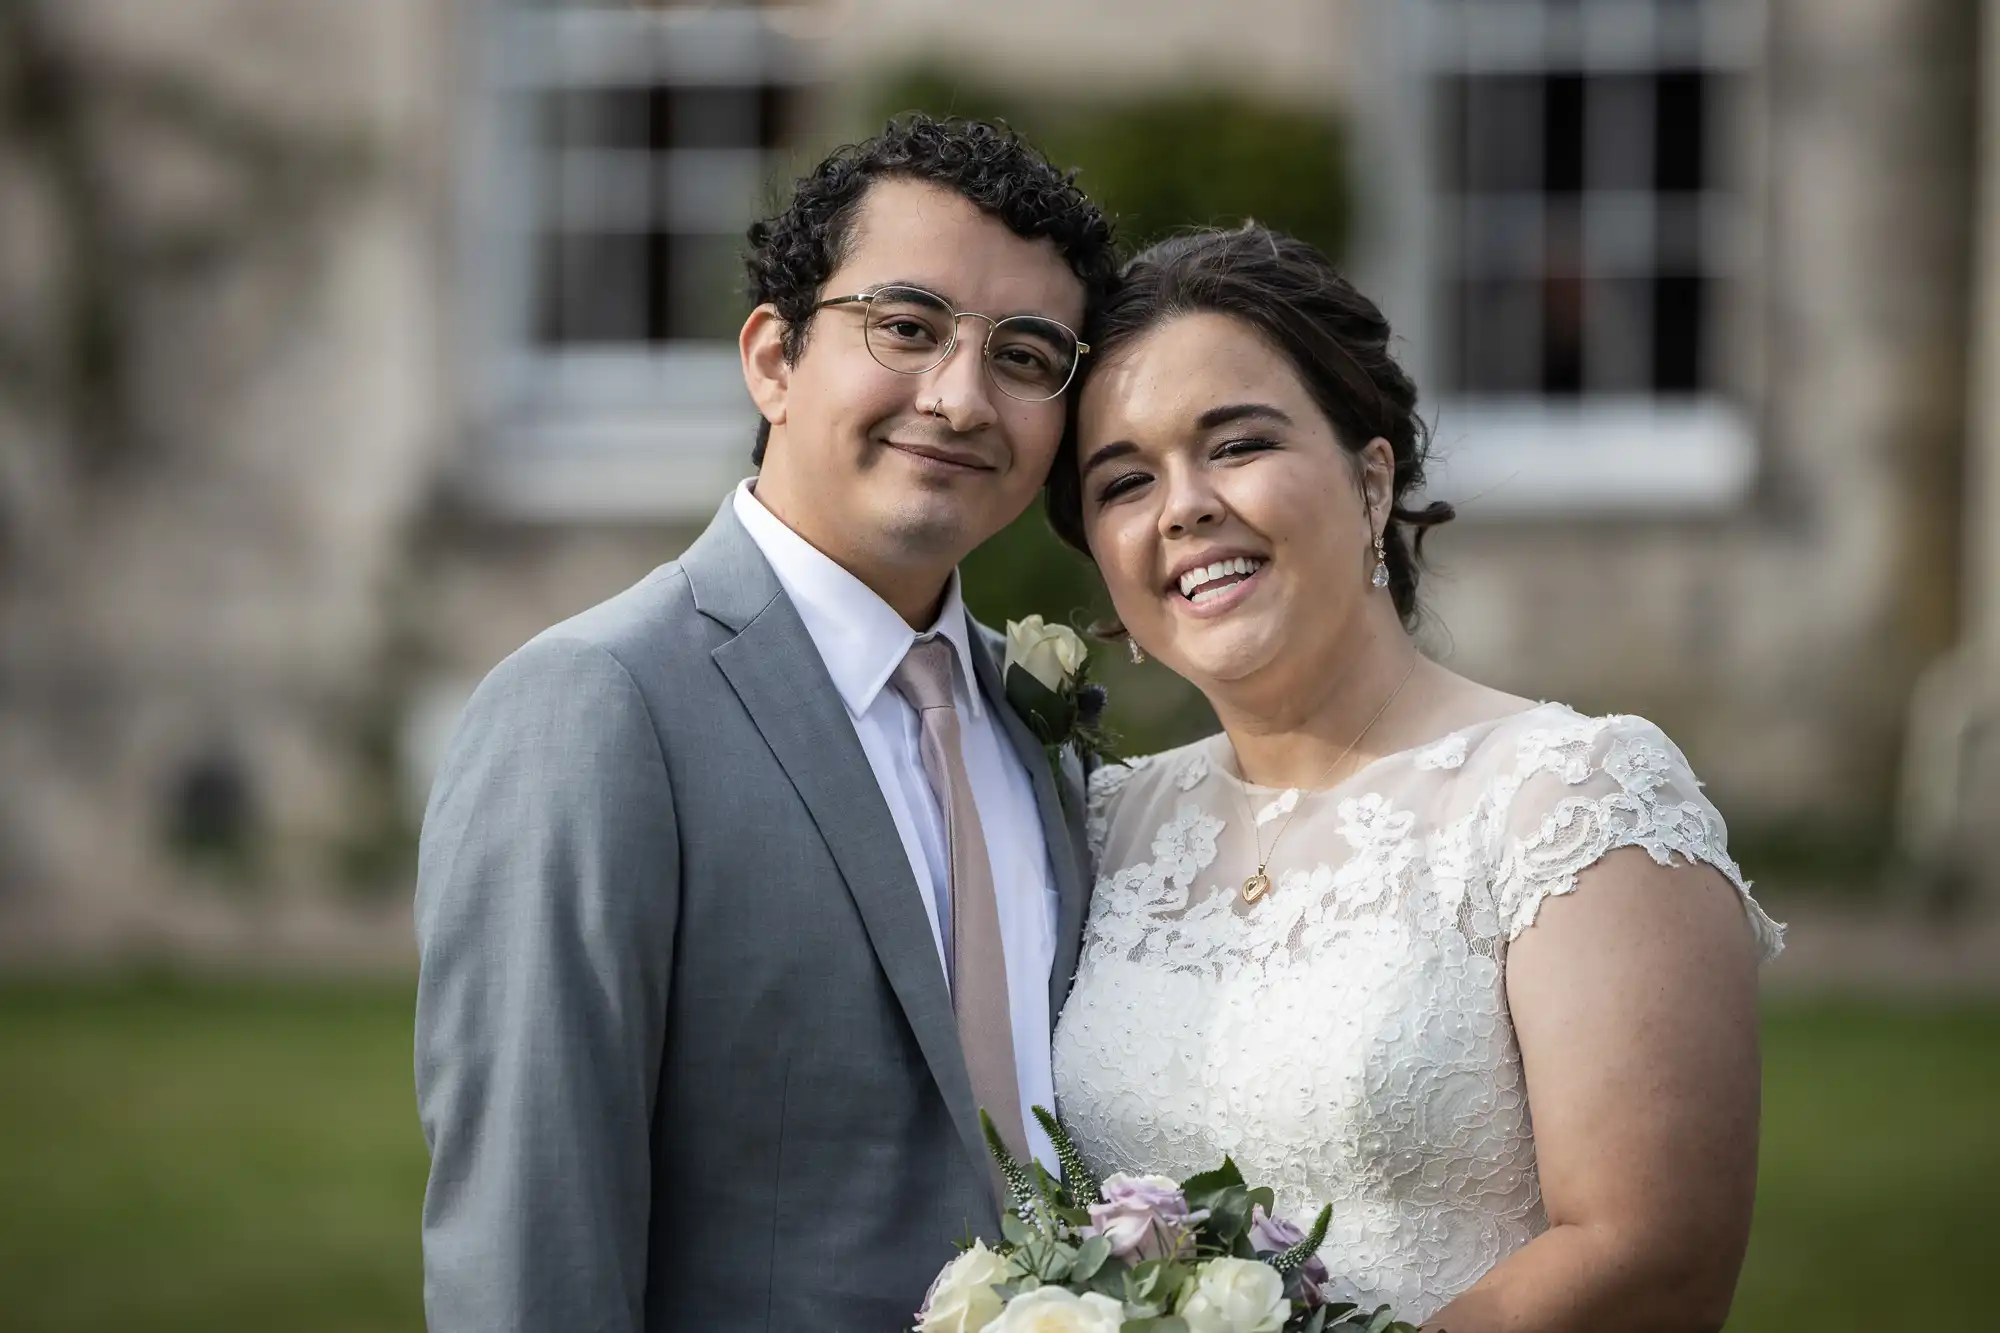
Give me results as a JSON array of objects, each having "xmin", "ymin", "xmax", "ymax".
[
  {"xmin": 853, "ymin": 280, "xmax": 1069, "ymax": 322},
  {"xmin": 1080, "ymin": 440, "xmax": 1140, "ymax": 477},
  {"xmin": 871, "ymin": 278, "xmax": 942, "ymax": 295},
  {"xmin": 1196, "ymin": 402, "xmax": 1293, "ymax": 431}
]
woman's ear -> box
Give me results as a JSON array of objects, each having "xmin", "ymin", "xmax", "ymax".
[
  {"xmin": 740, "ymin": 304, "xmax": 791, "ymax": 429},
  {"xmin": 1360, "ymin": 436, "xmax": 1397, "ymax": 530}
]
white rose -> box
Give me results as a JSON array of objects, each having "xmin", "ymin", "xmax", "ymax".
[
  {"xmin": 919, "ymin": 1240, "xmax": 1013, "ymax": 1333},
  {"xmin": 1178, "ymin": 1257, "xmax": 1290, "ymax": 1333},
  {"xmin": 987, "ymin": 1285, "xmax": 1126, "ymax": 1333},
  {"xmin": 1005, "ymin": 616, "xmax": 1088, "ymax": 693}
]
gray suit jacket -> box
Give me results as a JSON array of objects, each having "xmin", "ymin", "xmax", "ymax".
[{"xmin": 414, "ymin": 498, "xmax": 1092, "ymax": 1333}]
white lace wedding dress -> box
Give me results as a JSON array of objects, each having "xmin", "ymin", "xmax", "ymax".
[{"xmin": 1051, "ymin": 703, "xmax": 1783, "ymax": 1323}]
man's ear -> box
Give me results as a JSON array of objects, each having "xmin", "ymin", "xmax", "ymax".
[{"xmin": 740, "ymin": 304, "xmax": 791, "ymax": 429}]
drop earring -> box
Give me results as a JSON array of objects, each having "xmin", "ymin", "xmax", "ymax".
[
  {"xmin": 1128, "ymin": 638, "xmax": 1147, "ymax": 665},
  {"xmin": 1371, "ymin": 532, "xmax": 1390, "ymax": 589}
]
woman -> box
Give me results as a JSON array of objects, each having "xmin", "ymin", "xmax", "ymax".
[{"xmin": 1046, "ymin": 226, "xmax": 1783, "ymax": 1332}]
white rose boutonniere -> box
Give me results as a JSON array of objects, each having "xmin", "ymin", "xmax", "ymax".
[
  {"xmin": 1006, "ymin": 616, "xmax": 1088, "ymax": 694},
  {"xmin": 1003, "ymin": 616, "xmax": 1110, "ymax": 772}
]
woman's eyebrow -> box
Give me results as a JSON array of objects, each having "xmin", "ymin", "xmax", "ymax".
[
  {"xmin": 1196, "ymin": 402, "xmax": 1293, "ymax": 431},
  {"xmin": 1080, "ymin": 440, "xmax": 1140, "ymax": 477}
]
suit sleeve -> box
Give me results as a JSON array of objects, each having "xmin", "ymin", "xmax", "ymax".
[{"xmin": 413, "ymin": 635, "xmax": 679, "ymax": 1332}]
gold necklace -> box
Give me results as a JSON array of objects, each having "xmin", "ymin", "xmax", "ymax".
[{"xmin": 1237, "ymin": 658, "xmax": 1418, "ymax": 904}]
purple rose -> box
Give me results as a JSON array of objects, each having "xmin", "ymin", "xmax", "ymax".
[
  {"xmin": 1250, "ymin": 1204, "xmax": 1330, "ymax": 1307},
  {"xmin": 1085, "ymin": 1173, "xmax": 1208, "ymax": 1262}
]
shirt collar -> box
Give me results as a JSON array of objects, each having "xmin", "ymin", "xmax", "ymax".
[{"xmin": 732, "ymin": 478, "xmax": 986, "ymax": 721}]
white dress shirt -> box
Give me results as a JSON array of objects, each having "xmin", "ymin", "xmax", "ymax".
[{"xmin": 733, "ymin": 480, "xmax": 1061, "ymax": 1169}]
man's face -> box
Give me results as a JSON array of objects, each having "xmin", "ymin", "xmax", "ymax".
[{"xmin": 746, "ymin": 178, "xmax": 1087, "ymax": 588}]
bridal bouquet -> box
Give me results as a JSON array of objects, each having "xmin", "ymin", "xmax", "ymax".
[{"xmin": 917, "ymin": 1108, "xmax": 1420, "ymax": 1333}]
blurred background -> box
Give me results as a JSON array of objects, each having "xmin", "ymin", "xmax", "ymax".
[{"xmin": 1, "ymin": 0, "xmax": 1995, "ymax": 1328}]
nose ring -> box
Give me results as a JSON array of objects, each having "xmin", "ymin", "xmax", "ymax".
[{"xmin": 923, "ymin": 398, "xmax": 945, "ymax": 417}]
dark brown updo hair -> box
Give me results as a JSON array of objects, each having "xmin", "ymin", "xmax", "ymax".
[{"xmin": 1046, "ymin": 223, "xmax": 1454, "ymax": 628}]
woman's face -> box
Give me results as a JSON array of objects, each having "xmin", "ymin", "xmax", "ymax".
[{"xmin": 1075, "ymin": 312, "xmax": 1392, "ymax": 691}]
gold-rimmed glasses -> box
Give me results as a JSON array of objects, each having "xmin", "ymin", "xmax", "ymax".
[{"xmin": 814, "ymin": 284, "xmax": 1089, "ymax": 403}]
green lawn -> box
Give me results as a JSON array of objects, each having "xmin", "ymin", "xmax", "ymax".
[
  {"xmin": 1730, "ymin": 1002, "xmax": 2000, "ymax": 1329},
  {"xmin": 0, "ymin": 982, "xmax": 1993, "ymax": 1331}
]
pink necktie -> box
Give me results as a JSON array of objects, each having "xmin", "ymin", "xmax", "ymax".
[{"xmin": 890, "ymin": 637, "xmax": 1029, "ymax": 1163}]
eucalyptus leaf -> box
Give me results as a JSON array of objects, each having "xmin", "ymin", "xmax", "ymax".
[
  {"xmin": 1365, "ymin": 1305, "xmax": 1397, "ymax": 1333},
  {"xmin": 1128, "ymin": 1260, "xmax": 1168, "ymax": 1301},
  {"xmin": 1072, "ymin": 1235, "xmax": 1113, "ymax": 1281},
  {"xmin": 1000, "ymin": 1212, "xmax": 1034, "ymax": 1247}
]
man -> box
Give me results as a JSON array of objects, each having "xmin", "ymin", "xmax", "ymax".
[{"xmin": 414, "ymin": 116, "xmax": 1118, "ymax": 1332}]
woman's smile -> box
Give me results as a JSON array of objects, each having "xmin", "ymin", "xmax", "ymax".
[{"xmin": 1167, "ymin": 554, "xmax": 1271, "ymax": 619}]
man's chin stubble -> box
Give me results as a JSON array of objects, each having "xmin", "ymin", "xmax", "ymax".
[{"xmin": 874, "ymin": 494, "xmax": 990, "ymax": 566}]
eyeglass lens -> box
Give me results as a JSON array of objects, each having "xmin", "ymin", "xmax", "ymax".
[{"xmin": 859, "ymin": 286, "xmax": 1079, "ymax": 401}]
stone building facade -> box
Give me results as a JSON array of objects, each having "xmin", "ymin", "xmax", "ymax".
[{"xmin": 0, "ymin": 0, "xmax": 1992, "ymax": 960}]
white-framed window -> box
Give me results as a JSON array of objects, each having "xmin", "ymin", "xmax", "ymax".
[
  {"xmin": 460, "ymin": 0, "xmax": 817, "ymax": 520},
  {"xmin": 1377, "ymin": 0, "xmax": 1763, "ymax": 515}
]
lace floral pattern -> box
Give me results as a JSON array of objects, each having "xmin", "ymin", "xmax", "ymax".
[{"xmin": 1052, "ymin": 704, "xmax": 1782, "ymax": 1323}]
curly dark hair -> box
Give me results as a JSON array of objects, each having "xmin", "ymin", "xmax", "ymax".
[
  {"xmin": 1046, "ymin": 224, "xmax": 1454, "ymax": 629},
  {"xmin": 743, "ymin": 114, "xmax": 1120, "ymax": 463}
]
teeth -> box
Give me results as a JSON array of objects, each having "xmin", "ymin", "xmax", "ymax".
[{"xmin": 1177, "ymin": 556, "xmax": 1265, "ymax": 599}]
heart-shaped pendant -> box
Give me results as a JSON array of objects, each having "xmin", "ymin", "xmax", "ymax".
[{"xmin": 1243, "ymin": 872, "xmax": 1271, "ymax": 904}]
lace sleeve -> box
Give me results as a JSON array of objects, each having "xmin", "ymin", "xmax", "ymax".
[
  {"xmin": 1085, "ymin": 754, "xmax": 1152, "ymax": 866},
  {"xmin": 1489, "ymin": 714, "xmax": 1784, "ymax": 961}
]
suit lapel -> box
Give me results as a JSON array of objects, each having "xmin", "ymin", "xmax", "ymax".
[
  {"xmin": 965, "ymin": 621, "xmax": 1092, "ymax": 1024},
  {"xmin": 685, "ymin": 502, "xmax": 992, "ymax": 1192}
]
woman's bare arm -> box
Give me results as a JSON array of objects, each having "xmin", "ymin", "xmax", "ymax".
[{"xmin": 1423, "ymin": 847, "xmax": 1763, "ymax": 1333}]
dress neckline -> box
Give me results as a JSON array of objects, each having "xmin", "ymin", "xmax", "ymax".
[{"xmin": 1204, "ymin": 701, "xmax": 1563, "ymax": 799}]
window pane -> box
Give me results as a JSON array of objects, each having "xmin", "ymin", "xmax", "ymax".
[
  {"xmin": 667, "ymin": 233, "xmax": 750, "ymax": 340},
  {"xmin": 536, "ymin": 232, "xmax": 652, "ymax": 345},
  {"xmin": 1540, "ymin": 274, "xmax": 1586, "ymax": 396},
  {"xmin": 671, "ymin": 87, "xmax": 761, "ymax": 149},
  {"xmin": 542, "ymin": 87, "xmax": 653, "ymax": 151},
  {"xmin": 1543, "ymin": 74, "xmax": 1585, "ymax": 194},
  {"xmin": 1585, "ymin": 277, "xmax": 1653, "ymax": 393},
  {"xmin": 1655, "ymin": 70, "xmax": 1706, "ymax": 192},
  {"xmin": 1456, "ymin": 279, "xmax": 1543, "ymax": 394},
  {"xmin": 1586, "ymin": 75, "xmax": 1654, "ymax": 191},
  {"xmin": 759, "ymin": 83, "xmax": 799, "ymax": 150},
  {"xmin": 1462, "ymin": 76, "xmax": 1544, "ymax": 193},
  {"xmin": 1652, "ymin": 273, "xmax": 1705, "ymax": 393}
]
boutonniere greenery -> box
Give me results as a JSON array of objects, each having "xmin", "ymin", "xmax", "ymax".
[{"xmin": 1003, "ymin": 616, "xmax": 1111, "ymax": 773}]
